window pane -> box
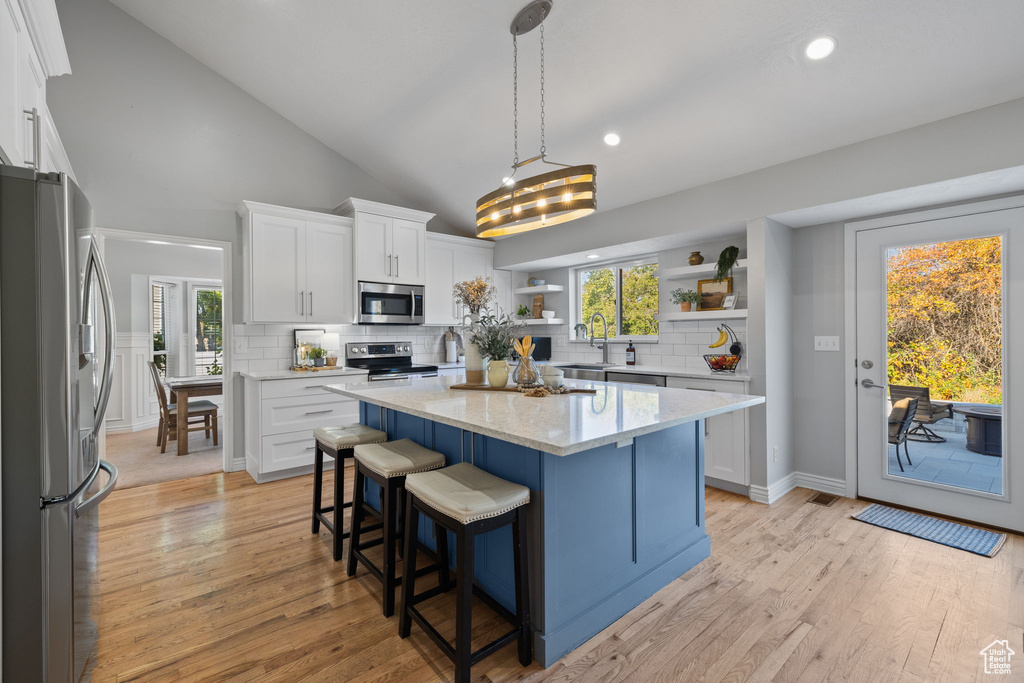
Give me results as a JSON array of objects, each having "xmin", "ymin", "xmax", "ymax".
[
  {"xmin": 580, "ymin": 267, "xmax": 617, "ymax": 339},
  {"xmin": 620, "ymin": 264, "xmax": 659, "ymax": 337},
  {"xmin": 195, "ymin": 289, "xmax": 223, "ymax": 376},
  {"xmin": 151, "ymin": 284, "xmax": 166, "ymax": 352}
]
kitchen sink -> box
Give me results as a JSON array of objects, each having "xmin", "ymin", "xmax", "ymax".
[{"xmin": 559, "ymin": 364, "xmax": 610, "ymax": 381}]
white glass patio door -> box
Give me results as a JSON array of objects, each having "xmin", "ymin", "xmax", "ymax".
[{"xmin": 855, "ymin": 205, "xmax": 1024, "ymax": 532}]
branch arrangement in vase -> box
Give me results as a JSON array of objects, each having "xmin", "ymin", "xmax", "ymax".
[
  {"xmin": 453, "ymin": 276, "xmax": 495, "ymax": 316},
  {"xmin": 470, "ymin": 310, "xmax": 524, "ymax": 360}
]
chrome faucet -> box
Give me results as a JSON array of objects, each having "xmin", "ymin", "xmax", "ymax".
[{"xmin": 588, "ymin": 312, "xmax": 611, "ymax": 365}]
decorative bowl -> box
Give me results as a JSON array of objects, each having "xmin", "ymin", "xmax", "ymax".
[
  {"xmin": 541, "ymin": 310, "xmax": 556, "ymax": 319},
  {"xmin": 704, "ymin": 354, "xmax": 741, "ymax": 373}
]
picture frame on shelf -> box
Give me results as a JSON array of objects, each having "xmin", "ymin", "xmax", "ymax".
[
  {"xmin": 722, "ymin": 294, "xmax": 738, "ymax": 310},
  {"xmin": 697, "ymin": 277, "xmax": 732, "ymax": 310}
]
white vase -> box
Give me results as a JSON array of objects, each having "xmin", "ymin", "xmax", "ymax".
[
  {"xmin": 461, "ymin": 312, "xmax": 485, "ymax": 385},
  {"xmin": 487, "ymin": 360, "xmax": 510, "ymax": 388}
]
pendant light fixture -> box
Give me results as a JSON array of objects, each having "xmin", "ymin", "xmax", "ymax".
[{"xmin": 475, "ymin": 0, "xmax": 597, "ymax": 239}]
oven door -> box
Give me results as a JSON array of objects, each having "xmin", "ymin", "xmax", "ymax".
[{"xmin": 357, "ymin": 282, "xmax": 424, "ymax": 325}]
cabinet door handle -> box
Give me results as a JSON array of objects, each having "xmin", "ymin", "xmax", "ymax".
[
  {"xmin": 309, "ymin": 291, "xmax": 313, "ymax": 317},
  {"xmin": 305, "ymin": 445, "xmax": 316, "ymax": 451},
  {"xmin": 23, "ymin": 108, "xmax": 39, "ymax": 169},
  {"xmin": 304, "ymin": 409, "xmax": 333, "ymax": 416},
  {"xmin": 388, "ymin": 254, "xmax": 393, "ymax": 277},
  {"xmin": 395, "ymin": 255, "xmax": 399, "ymax": 278},
  {"xmin": 300, "ymin": 290, "xmax": 305, "ymax": 315}
]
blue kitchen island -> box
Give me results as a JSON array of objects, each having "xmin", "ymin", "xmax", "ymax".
[{"xmin": 324, "ymin": 376, "xmax": 764, "ymax": 667}]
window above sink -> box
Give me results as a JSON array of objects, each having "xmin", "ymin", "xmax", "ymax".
[{"xmin": 572, "ymin": 258, "xmax": 659, "ymax": 341}]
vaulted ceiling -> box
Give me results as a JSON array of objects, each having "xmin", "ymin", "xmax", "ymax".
[{"xmin": 106, "ymin": 0, "xmax": 1024, "ymax": 236}]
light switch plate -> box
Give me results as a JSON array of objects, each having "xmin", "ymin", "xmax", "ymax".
[
  {"xmin": 814, "ymin": 336, "xmax": 840, "ymax": 352},
  {"xmin": 234, "ymin": 337, "xmax": 248, "ymax": 354}
]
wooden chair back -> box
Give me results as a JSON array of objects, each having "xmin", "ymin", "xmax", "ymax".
[
  {"xmin": 889, "ymin": 385, "xmax": 935, "ymax": 421},
  {"xmin": 148, "ymin": 361, "xmax": 171, "ymax": 419},
  {"xmin": 888, "ymin": 397, "xmax": 919, "ymax": 445}
]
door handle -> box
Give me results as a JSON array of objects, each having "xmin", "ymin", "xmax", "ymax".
[
  {"xmin": 309, "ymin": 291, "xmax": 313, "ymax": 317},
  {"xmin": 395, "ymin": 255, "xmax": 399, "ymax": 278},
  {"xmin": 388, "ymin": 254, "xmax": 393, "ymax": 277},
  {"xmin": 75, "ymin": 461, "xmax": 118, "ymax": 518},
  {"xmin": 23, "ymin": 108, "xmax": 39, "ymax": 169},
  {"xmin": 861, "ymin": 378, "xmax": 887, "ymax": 389},
  {"xmin": 84, "ymin": 244, "xmax": 116, "ymax": 428},
  {"xmin": 300, "ymin": 290, "xmax": 305, "ymax": 316}
]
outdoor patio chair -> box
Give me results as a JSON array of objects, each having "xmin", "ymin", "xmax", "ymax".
[
  {"xmin": 888, "ymin": 385, "xmax": 953, "ymax": 443},
  {"xmin": 888, "ymin": 397, "xmax": 920, "ymax": 472}
]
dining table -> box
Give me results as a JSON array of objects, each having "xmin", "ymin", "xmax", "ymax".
[{"xmin": 167, "ymin": 375, "xmax": 224, "ymax": 455}]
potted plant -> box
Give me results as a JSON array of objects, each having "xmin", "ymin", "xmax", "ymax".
[
  {"xmin": 470, "ymin": 310, "xmax": 523, "ymax": 388},
  {"xmin": 671, "ymin": 289, "xmax": 701, "ymax": 312},
  {"xmin": 308, "ymin": 347, "xmax": 327, "ymax": 367},
  {"xmin": 714, "ymin": 245, "xmax": 740, "ymax": 282},
  {"xmin": 516, "ymin": 304, "xmax": 531, "ymax": 319}
]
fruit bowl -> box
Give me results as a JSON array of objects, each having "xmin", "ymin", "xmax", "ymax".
[{"xmin": 704, "ymin": 354, "xmax": 741, "ymax": 373}]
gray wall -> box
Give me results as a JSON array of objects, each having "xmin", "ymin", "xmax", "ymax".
[
  {"xmin": 494, "ymin": 97, "xmax": 1024, "ymax": 270},
  {"xmin": 791, "ymin": 223, "xmax": 847, "ymax": 481},
  {"xmin": 104, "ymin": 239, "xmax": 222, "ymax": 334}
]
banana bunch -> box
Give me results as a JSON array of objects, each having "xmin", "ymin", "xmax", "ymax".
[
  {"xmin": 514, "ymin": 334, "xmax": 535, "ymax": 359},
  {"xmin": 708, "ymin": 324, "xmax": 742, "ymax": 355}
]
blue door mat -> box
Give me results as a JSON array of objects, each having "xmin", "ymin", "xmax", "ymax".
[{"xmin": 852, "ymin": 503, "xmax": 1006, "ymax": 557}]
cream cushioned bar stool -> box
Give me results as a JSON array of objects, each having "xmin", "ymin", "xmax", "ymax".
[
  {"xmin": 348, "ymin": 439, "xmax": 448, "ymax": 617},
  {"xmin": 398, "ymin": 462, "xmax": 532, "ymax": 683},
  {"xmin": 311, "ymin": 424, "xmax": 386, "ymax": 561}
]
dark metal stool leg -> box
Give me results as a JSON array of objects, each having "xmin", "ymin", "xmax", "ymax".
[
  {"xmin": 454, "ymin": 527, "xmax": 475, "ymax": 683},
  {"xmin": 347, "ymin": 466, "xmax": 365, "ymax": 577},
  {"xmin": 398, "ymin": 490, "xmax": 419, "ymax": 639},
  {"xmin": 513, "ymin": 505, "xmax": 532, "ymax": 666},
  {"xmin": 312, "ymin": 443, "xmax": 324, "ymax": 534},
  {"xmin": 382, "ymin": 478, "xmax": 399, "ymax": 617}
]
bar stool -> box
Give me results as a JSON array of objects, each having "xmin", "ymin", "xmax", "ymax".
[
  {"xmin": 348, "ymin": 439, "xmax": 448, "ymax": 617},
  {"xmin": 311, "ymin": 424, "xmax": 387, "ymax": 561},
  {"xmin": 398, "ymin": 462, "xmax": 532, "ymax": 683}
]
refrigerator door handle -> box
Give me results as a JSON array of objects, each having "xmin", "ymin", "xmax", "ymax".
[
  {"xmin": 83, "ymin": 243, "xmax": 117, "ymax": 428},
  {"xmin": 75, "ymin": 460, "xmax": 118, "ymax": 518}
]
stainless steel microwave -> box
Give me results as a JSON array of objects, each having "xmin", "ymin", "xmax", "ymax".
[{"xmin": 357, "ymin": 282, "xmax": 424, "ymax": 325}]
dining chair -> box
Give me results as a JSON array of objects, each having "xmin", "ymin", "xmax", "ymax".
[
  {"xmin": 148, "ymin": 362, "xmax": 220, "ymax": 454},
  {"xmin": 888, "ymin": 397, "xmax": 920, "ymax": 472}
]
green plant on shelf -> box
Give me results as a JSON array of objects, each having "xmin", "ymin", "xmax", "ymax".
[
  {"xmin": 307, "ymin": 347, "xmax": 327, "ymax": 360},
  {"xmin": 670, "ymin": 289, "xmax": 701, "ymax": 305}
]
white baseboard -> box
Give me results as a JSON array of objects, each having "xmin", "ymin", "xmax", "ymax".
[
  {"xmin": 105, "ymin": 418, "xmax": 160, "ymax": 434},
  {"xmin": 749, "ymin": 471, "xmax": 846, "ymax": 505}
]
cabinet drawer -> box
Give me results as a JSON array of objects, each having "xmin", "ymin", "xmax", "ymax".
[
  {"xmin": 260, "ymin": 431, "xmax": 320, "ymax": 473},
  {"xmin": 260, "ymin": 395, "xmax": 359, "ymax": 435},
  {"xmin": 260, "ymin": 374, "xmax": 366, "ymax": 400}
]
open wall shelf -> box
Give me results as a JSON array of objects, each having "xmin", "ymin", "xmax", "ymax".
[
  {"xmin": 521, "ymin": 318, "xmax": 564, "ymax": 325},
  {"xmin": 655, "ymin": 310, "xmax": 748, "ymax": 322},
  {"xmin": 658, "ymin": 259, "xmax": 748, "ymax": 282},
  {"xmin": 514, "ymin": 284, "xmax": 565, "ymax": 294}
]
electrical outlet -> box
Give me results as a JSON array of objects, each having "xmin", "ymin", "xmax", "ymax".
[
  {"xmin": 234, "ymin": 337, "xmax": 248, "ymax": 354},
  {"xmin": 814, "ymin": 336, "xmax": 840, "ymax": 352},
  {"xmin": 556, "ymin": 336, "xmax": 565, "ymax": 347},
  {"xmin": 772, "ymin": 445, "xmax": 779, "ymax": 462}
]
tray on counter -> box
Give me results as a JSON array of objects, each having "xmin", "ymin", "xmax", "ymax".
[{"xmin": 450, "ymin": 383, "xmax": 597, "ymax": 395}]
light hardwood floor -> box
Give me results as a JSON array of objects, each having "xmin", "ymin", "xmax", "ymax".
[{"xmin": 93, "ymin": 468, "xmax": 1024, "ymax": 682}]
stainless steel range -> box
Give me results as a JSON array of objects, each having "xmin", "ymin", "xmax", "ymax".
[{"xmin": 345, "ymin": 341, "xmax": 438, "ymax": 381}]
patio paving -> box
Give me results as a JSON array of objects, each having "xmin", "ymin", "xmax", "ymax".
[{"xmin": 889, "ymin": 430, "xmax": 1002, "ymax": 494}]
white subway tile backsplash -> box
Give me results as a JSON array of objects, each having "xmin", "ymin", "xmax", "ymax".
[{"xmin": 248, "ymin": 335, "xmax": 279, "ymax": 348}]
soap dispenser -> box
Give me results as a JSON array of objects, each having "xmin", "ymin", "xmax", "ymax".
[{"xmin": 626, "ymin": 340, "xmax": 636, "ymax": 365}]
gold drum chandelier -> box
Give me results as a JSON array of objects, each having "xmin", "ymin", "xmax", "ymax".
[{"xmin": 475, "ymin": 0, "xmax": 596, "ymax": 239}]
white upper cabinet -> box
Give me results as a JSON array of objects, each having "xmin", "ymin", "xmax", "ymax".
[
  {"xmin": 423, "ymin": 233, "xmax": 495, "ymax": 326},
  {"xmin": 0, "ymin": 0, "xmax": 72, "ymax": 175},
  {"xmin": 335, "ymin": 198, "xmax": 433, "ymax": 286},
  {"xmin": 239, "ymin": 201, "xmax": 354, "ymax": 324}
]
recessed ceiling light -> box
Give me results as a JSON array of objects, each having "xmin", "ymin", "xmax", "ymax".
[
  {"xmin": 805, "ymin": 36, "xmax": 836, "ymax": 60},
  {"xmin": 603, "ymin": 133, "xmax": 620, "ymax": 146},
  {"xmin": 587, "ymin": 254, "xmax": 600, "ymax": 259}
]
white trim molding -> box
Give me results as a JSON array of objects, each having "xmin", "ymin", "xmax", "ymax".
[
  {"xmin": 334, "ymin": 197, "xmax": 435, "ymax": 223},
  {"xmin": 749, "ymin": 471, "xmax": 846, "ymax": 505},
  {"xmin": 17, "ymin": 0, "xmax": 70, "ymax": 77}
]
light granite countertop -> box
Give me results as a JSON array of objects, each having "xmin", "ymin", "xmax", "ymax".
[
  {"xmin": 323, "ymin": 375, "xmax": 764, "ymax": 456},
  {"xmin": 438, "ymin": 360, "xmax": 747, "ymax": 381},
  {"xmin": 240, "ymin": 367, "xmax": 369, "ymax": 380}
]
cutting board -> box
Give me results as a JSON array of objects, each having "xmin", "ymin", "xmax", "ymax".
[{"xmin": 449, "ymin": 383, "xmax": 597, "ymax": 395}]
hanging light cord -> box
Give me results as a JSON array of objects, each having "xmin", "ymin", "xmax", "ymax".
[
  {"xmin": 539, "ymin": 23, "xmax": 546, "ymax": 155},
  {"xmin": 512, "ymin": 33, "xmax": 519, "ymax": 167}
]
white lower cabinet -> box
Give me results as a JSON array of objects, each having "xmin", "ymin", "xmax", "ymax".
[
  {"xmin": 244, "ymin": 372, "xmax": 367, "ymax": 483},
  {"xmin": 437, "ymin": 367, "xmax": 463, "ymax": 377},
  {"xmin": 667, "ymin": 376, "xmax": 749, "ymax": 487}
]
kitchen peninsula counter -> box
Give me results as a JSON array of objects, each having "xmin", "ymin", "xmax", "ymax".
[{"xmin": 323, "ymin": 376, "xmax": 763, "ymax": 666}]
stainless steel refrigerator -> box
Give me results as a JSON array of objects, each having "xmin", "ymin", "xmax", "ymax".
[{"xmin": 1, "ymin": 165, "xmax": 119, "ymax": 681}]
